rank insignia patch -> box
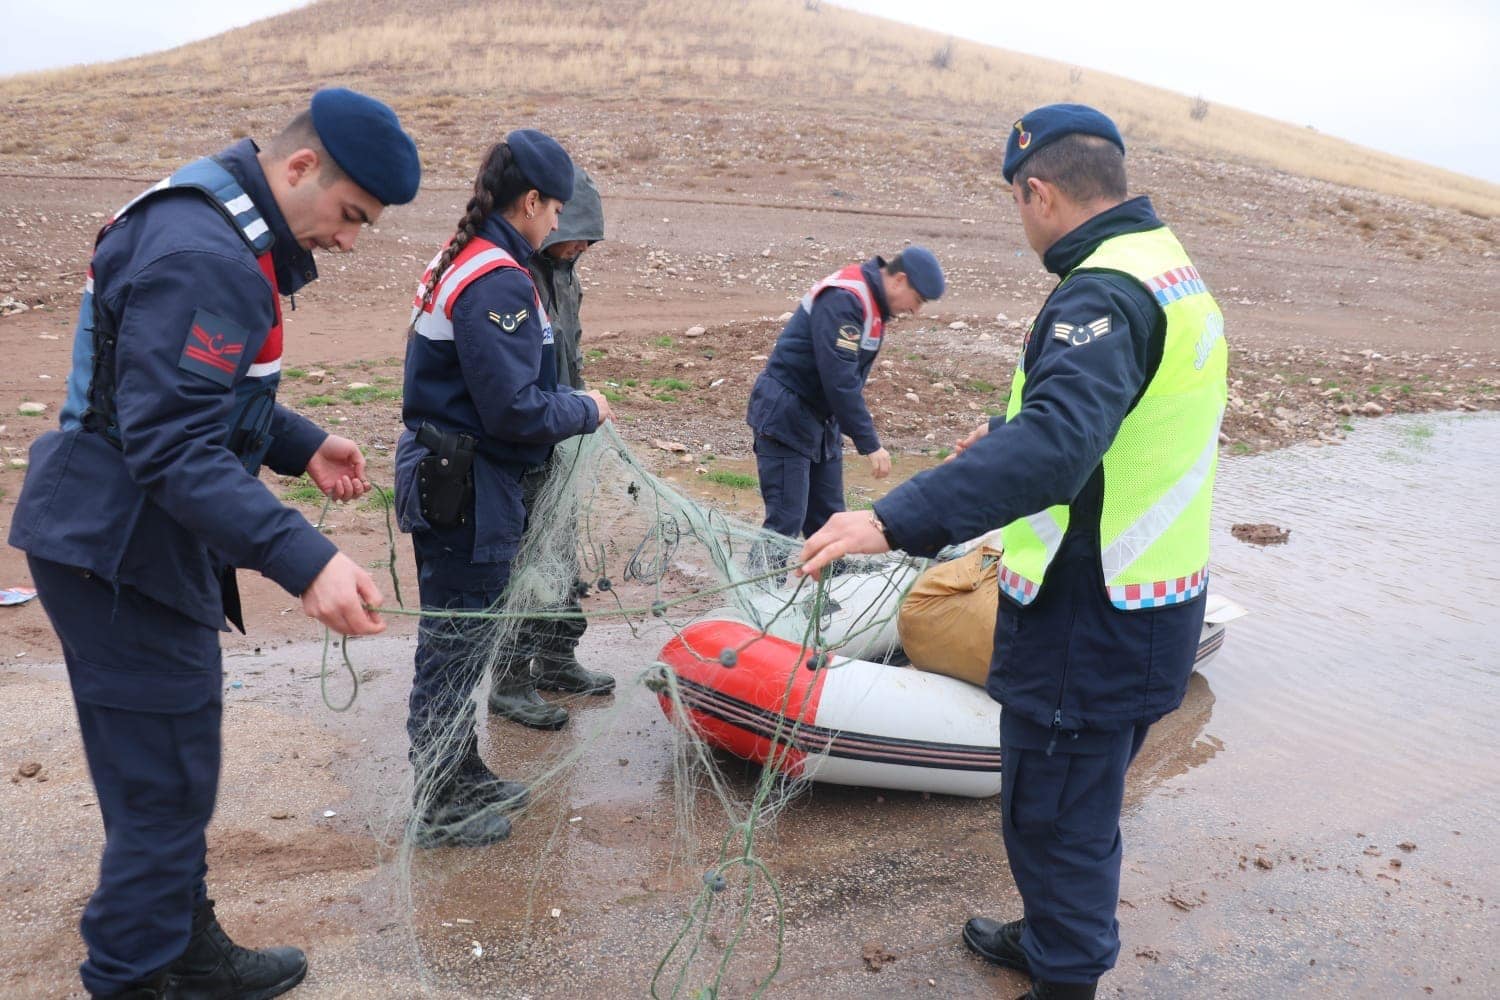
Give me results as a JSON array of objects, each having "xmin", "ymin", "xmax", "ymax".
[
  {"xmin": 178, "ymin": 308, "xmax": 250, "ymax": 386},
  {"xmin": 488, "ymin": 308, "xmax": 530, "ymax": 332},
  {"xmin": 1052, "ymin": 316, "xmax": 1112, "ymax": 347},
  {"xmin": 835, "ymin": 323, "xmax": 861, "ymax": 352}
]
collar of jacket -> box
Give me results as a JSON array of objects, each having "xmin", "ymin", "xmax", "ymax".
[
  {"xmin": 213, "ymin": 138, "xmax": 319, "ymax": 296},
  {"xmin": 477, "ymin": 213, "xmax": 542, "ymax": 269},
  {"xmin": 1043, "ymin": 195, "xmax": 1162, "ymax": 277},
  {"xmin": 860, "ymin": 256, "xmax": 893, "ymax": 320}
]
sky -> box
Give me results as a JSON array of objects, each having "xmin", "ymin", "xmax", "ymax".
[{"xmin": 2, "ymin": 0, "xmax": 1496, "ymax": 183}]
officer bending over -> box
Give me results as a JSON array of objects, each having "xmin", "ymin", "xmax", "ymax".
[
  {"xmin": 746, "ymin": 247, "xmax": 944, "ymax": 546},
  {"xmin": 797, "ymin": 104, "xmax": 1228, "ymax": 1000},
  {"xmin": 8, "ymin": 89, "xmax": 420, "ymax": 1000}
]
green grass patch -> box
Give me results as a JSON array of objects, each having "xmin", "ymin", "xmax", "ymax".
[
  {"xmin": 342, "ymin": 385, "xmax": 402, "ymax": 404},
  {"xmin": 651, "ymin": 377, "xmax": 692, "ymax": 392},
  {"xmin": 283, "ymin": 367, "xmax": 306, "ymax": 379},
  {"xmin": 984, "ymin": 405, "xmax": 1005, "ymax": 417},
  {"xmin": 935, "ymin": 446, "xmax": 952, "ymax": 460},
  {"xmin": 280, "ymin": 476, "xmax": 325, "ymax": 504},
  {"xmin": 1230, "ymin": 442, "xmax": 1252, "ymax": 455},
  {"xmin": 1340, "ymin": 422, "xmax": 1354, "ymax": 432},
  {"xmin": 653, "ymin": 335, "xmax": 674, "ymax": 348},
  {"xmin": 586, "ymin": 348, "xmax": 607, "ymax": 362},
  {"xmin": 601, "ymin": 387, "xmax": 622, "ymax": 402},
  {"xmin": 703, "ymin": 469, "xmax": 757, "ymax": 489},
  {"xmin": 302, "ymin": 395, "xmax": 337, "ymax": 407},
  {"xmin": 623, "ymin": 378, "xmax": 638, "ymax": 387},
  {"xmin": 845, "ymin": 494, "xmax": 875, "ymax": 511},
  {"xmin": 966, "ymin": 379, "xmax": 998, "ymax": 393},
  {"xmin": 653, "ymin": 392, "xmax": 679, "ymax": 403}
]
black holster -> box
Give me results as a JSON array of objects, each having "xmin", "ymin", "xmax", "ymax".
[{"xmin": 416, "ymin": 421, "xmax": 477, "ymax": 528}]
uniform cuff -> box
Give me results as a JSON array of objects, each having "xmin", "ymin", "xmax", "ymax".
[
  {"xmin": 873, "ymin": 485, "xmax": 950, "ymax": 558},
  {"xmin": 261, "ymin": 523, "xmax": 339, "ymax": 596}
]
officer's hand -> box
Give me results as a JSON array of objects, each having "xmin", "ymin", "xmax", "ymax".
[
  {"xmin": 867, "ymin": 447, "xmax": 892, "ymax": 480},
  {"xmin": 307, "ymin": 435, "xmax": 371, "ymax": 501},
  {"xmin": 584, "ymin": 390, "xmax": 615, "ymax": 426},
  {"xmin": 302, "ymin": 553, "xmax": 386, "ymax": 636},
  {"xmin": 948, "ymin": 421, "xmax": 990, "ymax": 462},
  {"xmin": 795, "ymin": 510, "xmax": 891, "ymax": 579}
]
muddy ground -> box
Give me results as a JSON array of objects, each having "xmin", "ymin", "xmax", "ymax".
[{"xmin": 1, "ymin": 104, "xmax": 1498, "ymax": 997}]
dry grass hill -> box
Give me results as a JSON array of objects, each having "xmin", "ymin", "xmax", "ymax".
[{"xmin": 3, "ymin": 0, "xmax": 1498, "ymax": 217}]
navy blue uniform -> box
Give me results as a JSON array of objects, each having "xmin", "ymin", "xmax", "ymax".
[
  {"xmin": 876, "ymin": 197, "xmax": 1206, "ymax": 983},
  {"xmin": 7, "ymin": 140, "xmax": 333, "ymax": 996},
  {"xmin": 396, "ymin": 214, "xmax": 598, "ymax": 772},
  {"xmin": 747, "ymin": 258, "xmax": 889, "ymax": 539}
]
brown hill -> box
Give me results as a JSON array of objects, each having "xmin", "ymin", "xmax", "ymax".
[{"xmin": 3, "ymin": 0, "xmax": 1498, "ymax": 217}]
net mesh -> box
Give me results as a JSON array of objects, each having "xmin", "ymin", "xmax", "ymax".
[{"xmin": 336, "ymin": 424, "xmax": 931, "ymax": 996}]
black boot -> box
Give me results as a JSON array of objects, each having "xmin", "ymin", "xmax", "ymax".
[
  {"xmin": 534, "ymin": 653, "xmax": 615, "ymax": 696},
  {"xmin": 164, "ymin": 899, "xmax": 306, "ymax": 1000},
  {"xmin": 1016, "ymin": 982, "xmax": 1098, "ymax": 1000},
  {"xmin": 410, "ymin": 778, "xmax": 513, "ymax": 849},
  {"xmin": 487, "ymin": 659, "xmax": 569, "ymax": 730},
  {"xmin": 962, "ymin": 915, "xmax": 1029, "ymax": 973},
  {"xmin": 91, "ymin": 972, "xmax": 167, "ymax": 999},
  {"xmin": 455, "ymin": 747, "xmax": 529, "ymax": 812}
]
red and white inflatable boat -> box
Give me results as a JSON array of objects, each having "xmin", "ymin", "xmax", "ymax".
[{"xmin": 654, "ymin": 594, "xmax": 1244, "ymax": 798}]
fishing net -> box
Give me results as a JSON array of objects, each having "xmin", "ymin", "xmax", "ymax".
[{"xmin": 343, "ymin": 423, "xmax": 931, "ymax": 997}]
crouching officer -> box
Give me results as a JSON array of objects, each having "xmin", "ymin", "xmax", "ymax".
[
  {"xmin": 7, "ymin": 89, "xmax": 420, "ymax": 999},
  {"xmin": 397, "ymin": 130, "xmax": 615, "ymax": 847},
  {"xmin": 485, "ymin": 165, "xmax": 615, "ymax": 726},
  {"xmin": 797, "ymin": 105, "xmax": 1228, "ymax": 999},
  {"xmin": 746, "ymin": 247, "xmax": 943, "ymax": 551}
]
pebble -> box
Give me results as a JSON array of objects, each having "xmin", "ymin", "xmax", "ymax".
[{"xmin": 18, "ymin": 402, "xmax": 46, "ymax": 415}]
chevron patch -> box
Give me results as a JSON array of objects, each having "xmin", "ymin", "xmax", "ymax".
[{"xmin": 1052, "ymin": 315, "xmax": 1112, "ymax": 346}]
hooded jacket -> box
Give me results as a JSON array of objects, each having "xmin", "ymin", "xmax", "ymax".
[{"xmin": 529, "ymin": 168, "xmax": 604, "ymax": 390}]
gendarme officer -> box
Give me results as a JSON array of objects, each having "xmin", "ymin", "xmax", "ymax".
[
  {"xmin": 8, "ymin": 89, "xmax": 419, "ymax": 1000},
  {"xmin": 797, "ymin": 104, "xmax": 1228, "ymax": 999},
  {"xmin": 746, "ymin": 247, "xmax": 944, "ymax": 546}
]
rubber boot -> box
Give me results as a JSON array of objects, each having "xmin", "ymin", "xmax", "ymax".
[
  {"xmin": 962, "ymin": 915, "xmax": 1029, "ymax": 973},
  {"xmin": 1016, "ymin": 982, "xmax": 1098, "ymax": 1000},
  {"xmin": 164, "ymin": 899, "xmax": 307, "ymax": 999},
  {"xmin": 534, "ymin": 653, "xmax": 615, "ymax": 696},
  {"xmin": 456, "ymin": 747, "xmax": 529, "ymax": 812},
  {"xmin": 487, "ymin": 659, "xmax": 569, "ymax": 730},
  {"xmin": 409, "ymin": 777, "xmax": 513, "ymax": 849}
]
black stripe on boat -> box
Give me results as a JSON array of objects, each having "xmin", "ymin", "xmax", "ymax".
[{"xmin": 668, "ymin": 675, "xmax": 1003, "ymax": 772}]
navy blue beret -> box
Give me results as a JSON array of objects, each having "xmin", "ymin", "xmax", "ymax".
[
  {"xmin": 1002, "ymin": 103, "xmax": 1125, "ymax": 183},
  {"xmin": 309, "ymin": 88, "xmax": 421, "ymax": 205},
  {"xmin": 897, "ymin": 245, "xmax": 944, "ymax": 300},
  {"xmin": 507, "ymin": 129, "xmax": 575, "ymax": 202}
]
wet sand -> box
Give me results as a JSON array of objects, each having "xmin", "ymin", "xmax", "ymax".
[{"xmin": 3, "ymin": 414, "xmax": 1498, "ymax": 998}]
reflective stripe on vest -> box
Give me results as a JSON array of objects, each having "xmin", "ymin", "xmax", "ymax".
[
  {"xmin": 799, "ymin": 265, "xmax": 883, "ymax": 350},
  {"xmin": 998, "ymin": 224, "xmax": 1227, "ymax": 611},
  {"xmin": 60, "ymin": 158, "xmax": 283, "ymax": 444},
  {"xmin": 410, "ymin": 238, "xmax": 547, "ymax": 342}
]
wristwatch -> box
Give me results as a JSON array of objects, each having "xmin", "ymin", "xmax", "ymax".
[{"xmin": 867, "ymin": 511, "xmax": 898, "ymax": 549}]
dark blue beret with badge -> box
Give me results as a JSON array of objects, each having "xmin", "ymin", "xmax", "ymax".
[
  {"xmin": 309, "ymin": 87, "xmax": 421, "ymax": 205},
  {"xmin": 507, "ymin": 129, "xmax": 575, "ymax": 202},
  {"xmin": 897, "ymin": 245, "xmax": 945, "ymax": 301},
  {"xmin": 1002, "ymin": 103, "xmax": 1125, "ymax": 183}
]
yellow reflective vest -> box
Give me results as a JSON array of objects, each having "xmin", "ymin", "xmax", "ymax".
[{"xmin": 998, "ymin": 225, "xmax": 1227, "ymax": 610}]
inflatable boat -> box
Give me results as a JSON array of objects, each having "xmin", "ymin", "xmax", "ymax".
[{"xmin": 654, "ymin": 593, "xmax": 1246, "ymax": 798}]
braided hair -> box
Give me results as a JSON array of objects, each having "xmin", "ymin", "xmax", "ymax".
[{"xmin": 418, "ymin": 141, "xmax": 536, "ymax": 312}]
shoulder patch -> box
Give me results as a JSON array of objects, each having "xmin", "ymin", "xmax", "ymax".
[
  {"xmin": 834, "ymin": 323, "xmax": 861, "ymax": 352},
  {"xmin": 178, "ymin": 308, "xmax": 250, "ymax": 386},
  {"xmin": 1051, "ymin": 315, "xmax": 1112, "ymax": 347},
  {"xmin": 487, "ymin": 307, "xmax": 530, "ymax": 333}
]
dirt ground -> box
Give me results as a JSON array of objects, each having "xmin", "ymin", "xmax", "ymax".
[{"xmin": 1, "ymin": 103, "xmax": 1498, "ymax": 997}]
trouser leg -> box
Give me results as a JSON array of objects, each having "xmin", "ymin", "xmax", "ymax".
[{"xmin": 1000, "ymin": 717, "xmax": 1150, "ymax": 984}]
